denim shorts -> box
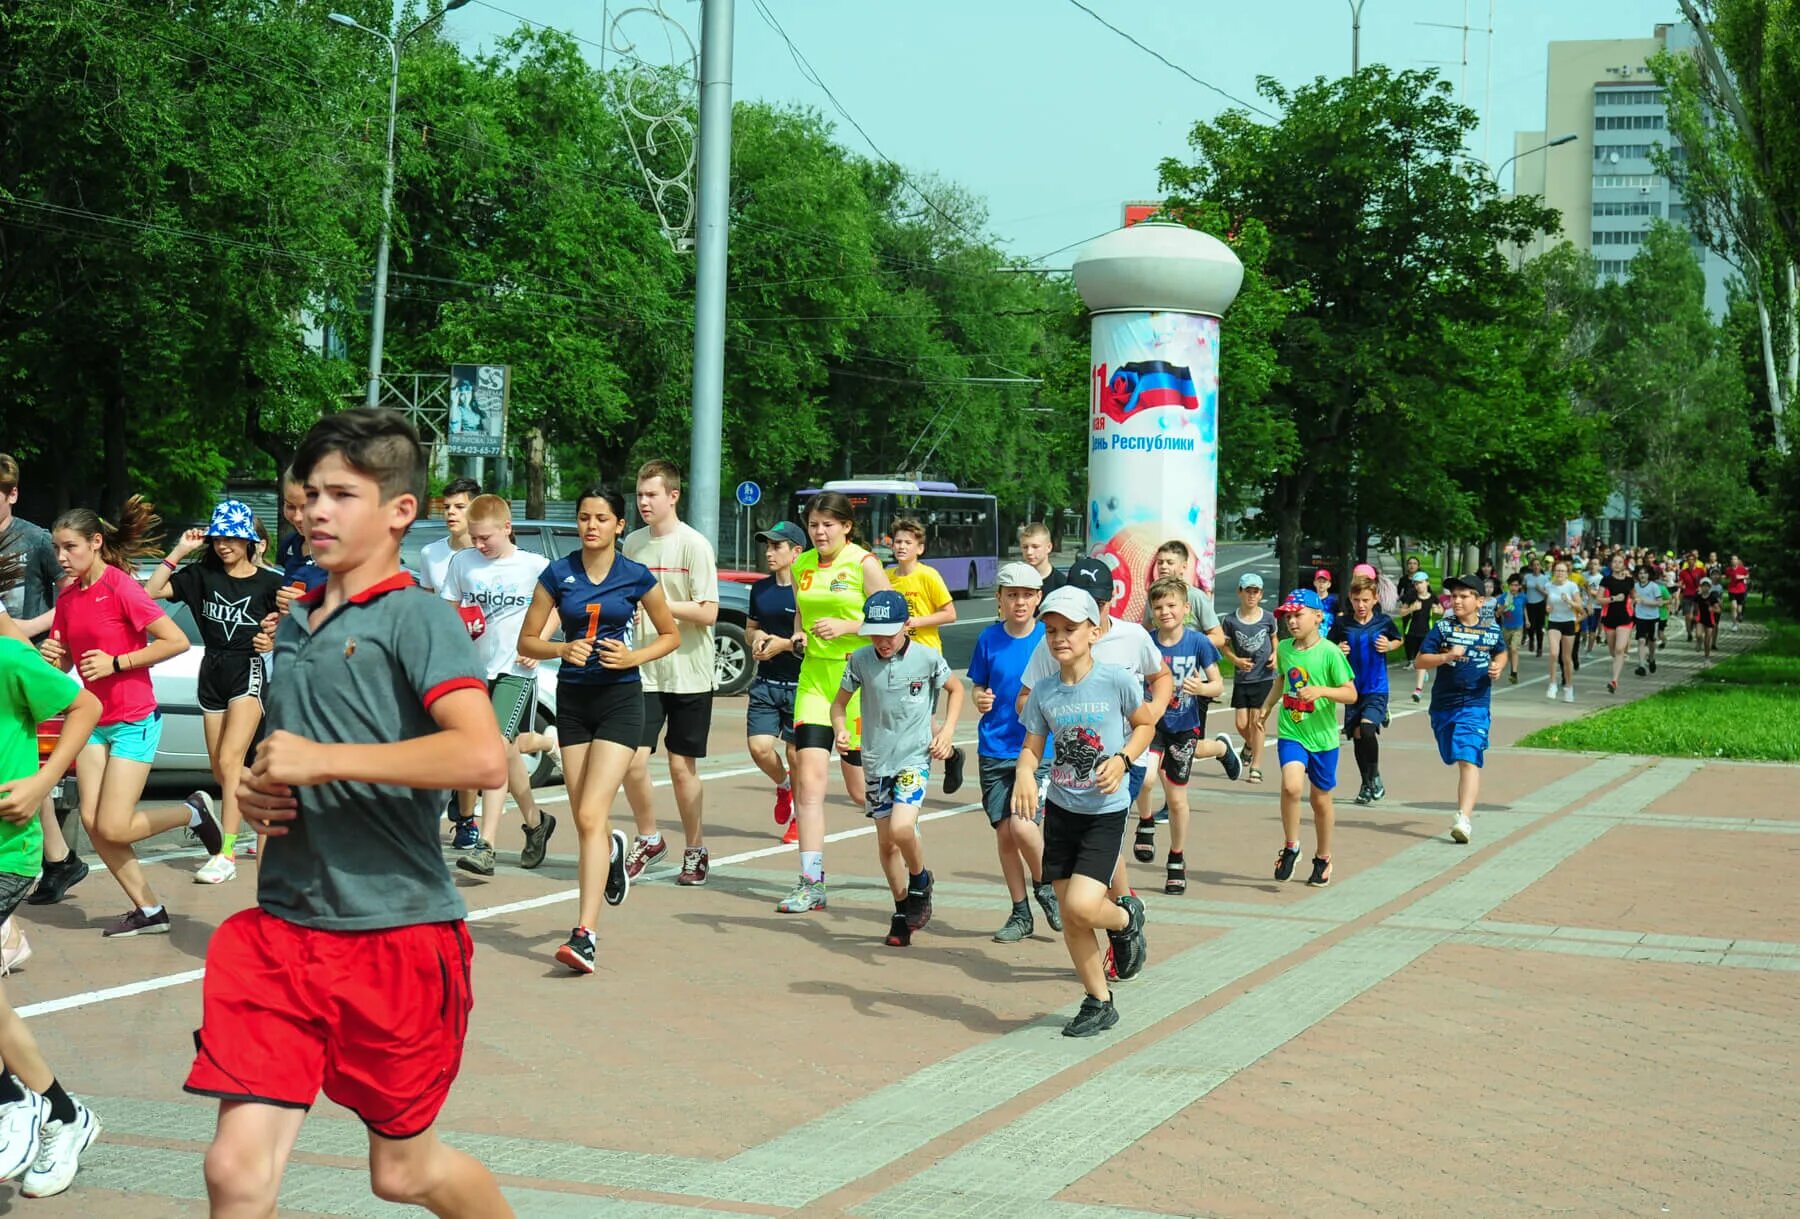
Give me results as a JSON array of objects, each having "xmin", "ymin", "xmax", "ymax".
[{"xmin": 93, "ymin": 713, "xmax": 163, "ymax": 764}]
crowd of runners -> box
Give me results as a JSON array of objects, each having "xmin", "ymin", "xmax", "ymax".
[{"xmin": 0, "ymin": 416, "xmax": 1758, "ymax": 1212}]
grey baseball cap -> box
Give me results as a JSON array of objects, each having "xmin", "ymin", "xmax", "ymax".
[
  {"xmin": 995, "ymin": 562, "xmax": 1043, "ymax": 590},
  {"xmin": 1039, "ymin": 586, "xmax": 1101, "ymax": 625},
  {"xmin": 1238, "ymin": 571, "xmax": 1264, "ymax": 590}
]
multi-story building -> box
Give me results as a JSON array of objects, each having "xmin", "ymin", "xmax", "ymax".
[{"xmin": 1511, "ymin": 22, "xmax": 1732, "ymax": 317}]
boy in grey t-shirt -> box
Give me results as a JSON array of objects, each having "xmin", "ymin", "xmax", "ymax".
[{"xmin": 833, "ymin": 590, "xmax": 963, "ymax": 948}]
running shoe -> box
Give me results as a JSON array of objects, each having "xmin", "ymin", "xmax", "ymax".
[
  {"xmin": 1562, "ymin": 687, "xmax": 1575, "ymax": 703},
  {"xmin": 1307, "ymin": 856, "xmax": 1333, "ymax": 887},
  {"xmin": 1649, "ymin": 657, "xmax": 1657, "ymax": 674},
  {"xmin": 193, "ymin": 855, "xmax": 236, "ymax": 885},
  {"xmin": 905, "ymin": 869, "xmax": 934, "ymax": 930},
  {"xmin": 186, "ymin": 791, "xmax": 224, "ymax": 856},
  {"xmin": 943, "ymin": 746, "xmax": 966, "ymax": 795},
  {"xmin": 781, "ymin": 820, "xmax": 799, "ymax": 845},
  {"xmin": 1451, "ymin": 812, "xmax": 1472, "ymax": 844},
  {"xmin": 1062, "ymin": 994, "xmax": 1119, "ymax": 1038},
  {"xmin": 624, "ymin": 835, "xmax": 667, "ymax": 879},
  {"xmin": 456, "ymin": 842, "xmax": 496, "ymax": 877},
  {"xmin": 1368, "ymin": 776, "xmax": 1386, "ymax": 802},
  {"xmin": 25, "ymin": 854, "xmax": 87, "ymax": 906},
  {"xmin": 102, "ymin": 907, "xmax": 170, "ymax": 937},
  {"xmin": 676, "ymin": 846, "xmax": 710, "ymax": 886},
  {"xmin": 1546, "ymin": 682, "xmax": 1560, "ymax": 700},
  {"xmin": 519, "ymin": 812, "xmax": 556, "ymax": 870},
  {"xmin": 776, "ymin": 877, "xmax": 827, "ymax": 913},
  {"xmin": 1508, "ymin": 672, "xmax": 1518, "ymax": 685},
  {"xmin": 1635, "ymin": 664, "xmax": 1647, "ymax": 677},
  {"xmin": 450, "ymin": 817, "xmax": 481, "ymax": 852},
  {"xmin": 1608, "ymin": 679, "xmax": 1618, "ymax": 694},
  {"xmin": 1033, "ymin": 881, "xmax": 1062, "ymax": 932},
  {"xmin": 773, "ymin": 784, "xmax": 794, "ymax": 826},
  {"xmin": 992, "ymin": 908, "xmax": 1034, "ymax": 943},
  {"xmin": 1216, "ymin": 732, "xmax": 1243, "ymax": 780},
  {"xmin": 1410, "ymin": 689, "xmax": 1422, "ymax": 703},
  {"xmin": 0, "ymin": 1090, "xmax": 48, "ymax": 1181},
  {"xmin": 1274, "ymin": 844, "xmax": 1301, "ymax": 882},
  {"xmin": 1352, "ymin": 779, "xmax": 1374, "ymax": 806},
  {"xmin": 234, "ymin": 831, "xmax": 258, "ymax": 858},
  {"xmin": 556, "ymin": 927, "xmax": 596, "ymax": 974},
  {"xmin": 604, "ymin": 830, "xmax": 631, "ymax": 906},
  {"xmin": 885, "ymin": 913, "xmax": 912, "ymax": 947},
  {"xmin": 1152, "ymin": 804, "xmax": 1169, "ymax": 824},
  {"xmin": 1133, "ymin": 819, "xmax": 1156, "ymax": 862},
  {"xmin": 19, "ymin": 1097, "xmax": 98, "ymax": 1198},
  {"xmin": 1108, "ymin": 895, "xmax": 1148, "ymax": 980}
]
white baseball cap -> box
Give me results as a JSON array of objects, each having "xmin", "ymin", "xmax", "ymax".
[{"xmin": 1038, "ymin": 586, "xmax": 1101, "ymax": 625}]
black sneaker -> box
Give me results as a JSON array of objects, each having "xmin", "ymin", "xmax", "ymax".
[
  {"xmin": 1307, "ymin": 856, "xmax": 1333, "ymax": 887},
  {"xmin": 1274, "ymin": 844, "xmax": 1301, "ymax": 881},
  {"xmin": 1368, "ymin": 776, "xmax": 1386, "ymax": 802},
  {"xmin": 520, "ymin": 813, "xmax": 556, "ymax": 870},
  {"xmin": 556, "ymin": 927, "xmax": 595, "ymax": 974},
  {"xmin": 604, "ymin": 829, "xmax": 630, "ymax": 907},
  {"xmin": 1062, "ymin": 994, "xmax": 1119, "ymax": 1038},
  {"xmin": 102, "ymin": 907, "xmax": 171, "ymax": 937},
  {"xmin": 1352, "ymin": 779, "xmax": 1374, "ymax": 806},
  {"xmin": 905, "ymin": 870, "xmax": 934, "ymax": 930},
  {"xmin": 1635, "ymin": 665, "xmax": 1647, "ymax": 677},
  {"xmin": 456, "ymin": 842, "xmax": 495, "ymax": 877},
  {"xmin": 942, "ymin": 747, "xmax": 966, "ymax": 795},
  {"xmin": 1033, "ymin": 882, "xmax": 1063, "ymax": 932},
  {"xmin": 25, "ymin": 854, "xmax": 88, "ymax": 906},
  {"xmin": 187, "ymin": 791, "xmax": 224, "ymax": 856},
  {"xmin": 1133, "ymin": 819, "xmax": 1156, "ymax": 862},
  {"xmin": 884, "ymin": 913, "xmax": 912, "ymax": 947},
  {"xmin": 1215, "ymin": 733, "xmax": 1243, "ymax": 781},
  {"xmin": 1108, "ymin": 894, "xmax": 1148, "ymax": 980},
  {"xmin": 1649, "ymin": 657, "xmax": 1657, "ymax": 673}
]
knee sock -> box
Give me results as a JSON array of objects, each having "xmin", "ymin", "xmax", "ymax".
[{"xmin": 1353, "ymin": 733, "xmax": 1379, "ymax": 783}]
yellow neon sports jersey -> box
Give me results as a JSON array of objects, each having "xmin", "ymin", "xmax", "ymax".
[{"xmin": 793, "ymin": 544, "xmax": 872, "ymax": 663}]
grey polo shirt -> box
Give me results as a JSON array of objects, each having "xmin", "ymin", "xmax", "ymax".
[
  {"xmin": 841, "ymin": 640, "xmax": 952, "ymax": 777},
  {"xmin": 258, "ymin": 573, "xmax": 486, "ymax": 931}
]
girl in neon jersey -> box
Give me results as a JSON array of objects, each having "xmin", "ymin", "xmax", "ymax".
[{"xmin": 775, "ymin": 492, "xmax": 890, "ymax": 913}]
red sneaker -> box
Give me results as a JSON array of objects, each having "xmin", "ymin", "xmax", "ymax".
[
  {"xmin": 781, "ymin": 820, "xmax": 798, "ymax": 845},
  {"xmin": 774, "ymin": 785, "xmax": 794, "ymax": 826},
  {"xmin": 1104, "ymin": 942, "xmax": 1119, "ymax": 980},
  {"xmin": 624, "ymin": 836, "xmax": 668, "ymax": 879},
  {"xmin": 676, "ymin": 846, "xmax": 710, "ymax": 886}
]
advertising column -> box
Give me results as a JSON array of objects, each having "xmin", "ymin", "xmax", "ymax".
[{"xmin": 1074, "ymin": 223, "xmax": 1243, "ymax": 621}]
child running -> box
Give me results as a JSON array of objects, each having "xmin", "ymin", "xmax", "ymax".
[
  {"xmin": 438, "ymin": 495, "xmax": 555, "ymax": 877},
  {"xmin": 44, "ymin": 500, "xmax": 224, "ymax": 937},
  {"xmin": 1221, "ymin": 572, "xmax": 1277, "ymax": 784},
  {"xmin": 885, "ymin": 517, "xmax": 966, "ymax": 794},
  {"xmin": 1136, "ymin": 578, "xmax": 1240, "ymax": 893},
  {"xmin": 1543, "ymin": 559, "xmax": 1585, "ymax": 702},
  {"xmin": 1399, "ymin": 570, "xmax": 1435, "ymax": 702},
  {"xmin": 1694, "ymin": 576, "xmax": 1722, "ymax": 658},
  {"xmin": 517, "ymin": 486, "xmax": 679, "ymax": 974},
  {"xmin": 1631, "ymin": 564, "xmax": 1666, "ymax": 678},
  {"xmin": 1329, "ymin": 576, "xmax": 1402, "ymax": 806},
  {"xmin": 746, "ymin": 521, "xmax": 806, "ymax": 845},
  {"xmin": 143, "ymin": 500, "xmax": 283, "ymax": 885},
  {"xmin": 967, "ymin": 562, "xmax": 1062, "ymax": 941},
  {"xmin": 1012, "ymin": 586, "xmax": 1154, "ymax": 1037},
  {"xmin": 188, "ymin": 408, "xmax": 513, "ymax": 1216},
  {"xmin": 832, "ymin": 590, "xmax": 963, "ymax": 947},
  {"xmin": 1261, "ymin": 589, "xmax": 1356, "ymax": 887},
  {"xmin": 1498, "ymin": 573, "xmax": 1527, "ymax": 685},
  {"xmin": 0, "ymin": 628, "xmax": 103, "ymax": 1196},
  {"xmin": 419, "ymin": 477, "xmax": 482, "ymax": 849},
  {"xmin": 1413, "ymin": 574, "xmax": 1507, "ymax": 845},
  {"xmin": 1598, "ymin": 561, "xmax": 1636, "ymax": 693}
]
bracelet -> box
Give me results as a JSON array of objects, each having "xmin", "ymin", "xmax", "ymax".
[
  {"xmin": 112, "ymin": 654, "xmax": 123, "ymax": 673},
  {"xmin": 160, "ymin": 557, "xmax": 178, "ymax": 571}
]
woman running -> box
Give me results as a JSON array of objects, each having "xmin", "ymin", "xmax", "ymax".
[
  {"xmin": 778, "ymin": 491, "xmax": 890, "ymax": 914},
  {"xmin": 517, "ymin": 486, "xmax": 678, "ymax": 975},
  {"xmin": 42, "ymin": 500, "xmax": 224, "ymax": 937},
  {"xmin": 142, "ymin": 501, "xmax": 282, "ymax": 884},
  {"xmin": 1542, "ymin": 559, "xmax": 1585, "ymax": 703},
  {"xmin": 1521, "ymin": 557, "xmax": 1549, "ymax": 656},
  {"xmin": 1598, "ymin": 560, "xmax": 1636, "ymax": 694}
]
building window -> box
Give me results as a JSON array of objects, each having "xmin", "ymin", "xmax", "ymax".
[
  {"xmin": 1593, "ymin": 230, "xmax": 1646, "ymax": 246},
  {"xmin": 1595, "ymin": 88, "xmax": 1665, "ymax": 106},
  {"xmin": 1592, "ymin": 201, "xmax": 1662, "ymax": 217},
  {"xmin": 1593, "ymin": 174, "xmax": 1662, "ymax": 188},
  {"xmin": 1594, "ymin": 114, "xmax": 1666, "ymax": 130},
  {"xmin": 1594, "ymin": 143, "xmax": 1663, "ymax": 160}
]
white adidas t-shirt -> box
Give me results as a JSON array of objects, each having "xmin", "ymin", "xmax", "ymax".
[{"xmin": 440, "ymin": 546, "xmax": 550, "ymax": 678}]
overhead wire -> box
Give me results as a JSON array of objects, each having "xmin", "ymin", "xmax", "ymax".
[{"xmin": 1062, "ymin": 0, "xmax": 1276, "ymax": 120}]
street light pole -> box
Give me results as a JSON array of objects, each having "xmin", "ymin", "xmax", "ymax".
[
  {"xmin": 329, "ymin": 1, "xmax": 469, "ymax": 409},
  {"xmin": 1495, "ymin": 131, "xmax": 1579, "ymax": 194},
  {"xmin": 1347, "ymin": 0, "xmax": 1368, "ymax": 73},
  {"xmin": 687, "ymin": 0, "xmax": 734, "ymax": 551}
]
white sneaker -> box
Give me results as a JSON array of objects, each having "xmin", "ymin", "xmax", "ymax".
[
  {"xmin": 1545, "ymin": 682, "xmax": 1559, "ymax": 699},
  {"xmin": 194, "ymin": 854, "xmax": 237, "ymax": 885},
  {"xmin": 1562, "ymin": 687, "xmax": 1575, "ymax": 703},
  {"xmin": 21, "ymin": 1098, "xmax": 100, "ymax": 1198},
  {"xmin": 0, "ymin": 1089, "xmax": 47, "ymax": 1181},
  {"xmin": 1451, "ymin": 813, "xmax": 1472, "ymax": 844}
]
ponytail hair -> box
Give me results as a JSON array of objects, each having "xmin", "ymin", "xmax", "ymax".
[{"xmin": 52, "ymin": 496, "xmax": 164, "ymax": 571}]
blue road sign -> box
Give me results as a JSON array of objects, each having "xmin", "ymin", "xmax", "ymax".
[{"xmin": 735, "ymin": 481, "xmax": 762, "ymax": 507}]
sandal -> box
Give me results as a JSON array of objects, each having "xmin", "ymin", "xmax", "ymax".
[
  {"xmin": 1133, "ymin": 819, "xmax": 1156, "ymax": 862},
  {"xmin": 1246, "ymin": 767, "xmax": 1263, "ymax": 784},
  {"xmin": 1164, "ymin": 856, "xmax": 1186, "ymax": 895}
]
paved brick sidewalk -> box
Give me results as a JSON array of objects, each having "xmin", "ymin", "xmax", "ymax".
[{"xmin": 7, "ymin": 624, "xmax": 1794, "ymax": 1216}]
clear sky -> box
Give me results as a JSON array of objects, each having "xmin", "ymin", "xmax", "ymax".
[{"xmin": 442, "ymin": 0, "xmax": 1683, "ymax": 263}]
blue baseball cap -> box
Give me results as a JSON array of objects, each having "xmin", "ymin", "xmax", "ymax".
[
  {"xmin": 1274, "ymin": 588, "xmax": 1326, "ymax": 615},
  {"xmin": 859, "ymin": 590, "xmax": 911, "ymax": 635}
]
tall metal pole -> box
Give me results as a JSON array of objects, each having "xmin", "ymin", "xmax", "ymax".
[
  {"xmin": 687, "ymin": 0, "xmax": 734, "ymax": 550},
  {"xmin": 1347, "ymin": 0, "xmax": 1365, "ymax": 72},
  {"xmin": 367, "ymin": 39, "xmax": 400, "ymax": 407}
]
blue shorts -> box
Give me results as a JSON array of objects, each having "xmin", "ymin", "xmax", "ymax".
[
  {"xmin": 866, "ymin": 767, "xmax": 929, "ymax": 820},
  {"xmin": 93, "ymin": 713, "xmax": 163, "ymax": 765},
  {"xmin": 1430, "ymin": 707, "xmax": 1490, "ymax": 767},
  {"xmin": 1276, "ymin": 739, "xmax": 1339, "ymax": 791},
  {"xmin": 1127, "ymin": 762, "xmax": 1147, "ymax": 802},
  {"xmin": 1343, "ymin": 692, "xmax": 1390, "ymax": 737}
]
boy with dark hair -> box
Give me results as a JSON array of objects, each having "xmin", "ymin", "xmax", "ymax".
[
  {"xmin": 1497, "ymin": 572, "xmax": 1527, "ymax": 685},
  {"xmin": 187, "ymin": 408, "xmax": 512, "ymax": 1217},
  {"xmin": 1329, "ymin": 576, "xmax": 1403, "ymax": 805},
  {"xmin": 1261, "ymin": 589, "xmax": 1356, "ymax": 887},
  {"xmin": 1221, "ymin": 572, "xmax": 1277, "ymax": 784},
  {"xmin": 886, "ymin": 517, "xmax": 957, "ymax": 655},
  {"xmin": 1414, "ymin": 574, "xmax": 1507, "ymax": 845},
  {"xmin": 420, "ymin": 474, "xmax": 483, "ymax": 848},
  {"xmin": 747, "ymin": 521, "xmax": 806, "ymax": 842}
]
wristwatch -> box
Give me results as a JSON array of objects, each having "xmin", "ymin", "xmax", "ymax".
[{"xmin": 1113, "ymin": 751, "xmax": 1133, "ymax": 769}]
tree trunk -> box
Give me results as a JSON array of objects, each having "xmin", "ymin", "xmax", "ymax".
[
  {"xmin": 1755, "ymin": 276, "xmax": 1789, "ymax": 454},
  {"xmin": 1276, "ymin": 501, "xmax": 1303, "ymax": 597},
  {"xmin": 102, "ymin": 358, "xmax": 129, "ymax": 514},
  {"xmin": 1338, "ymin": 498, "xmax": 1357, "ymax": 591},
  {"xmin": 525, "ymin": 426, "xmax": 547, "ymax": 519}
]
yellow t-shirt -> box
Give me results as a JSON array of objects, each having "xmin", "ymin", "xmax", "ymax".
[{"xmin": 886, "ymin": 563, "xmax": 953, "ymax": 653}]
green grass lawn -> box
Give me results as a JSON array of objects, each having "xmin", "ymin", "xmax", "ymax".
[{"xmin": 1517, "ymin": 621, "xmax": 1800, "ymax": 762}]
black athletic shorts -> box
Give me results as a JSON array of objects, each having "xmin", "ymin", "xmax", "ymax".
[
  {"xmin": 1602, "ymin": 607, "xmax": 1632, "ymax": 631},
  {"xmin": 197, "ymin": 652, "xmax": 265, "ymax": 715},
  {"xmin": 1343, "ymin": 692, "xmax": 1390, "ymax": 737},
  {"xmin": 1041, "ymin": 803, "xmax": 1128, "ymax": 884},
  {"xmin": 1231, "ymin": 678, "xmax": 1273, "ymax": 710},
  {"xmin": 792, "ymin": 723, "xmax": 863, "ymax": 768},
  {"xmin": 640, "ymin": 690, "xmax": 713, "ymax": 757},
  {"xmin": 556, "ymin": 680, "xmax": 644, "ymax": 749},
  {"xmin": 1148, "ymin": 725, "xmax": 1203, "ymax": 785},
  {"xmin": 1634, "ymin": 619, "xmax": 1660, "ymax": 642},
  {"xmin": 0, "ymin": 870, "xmax": 36, "ymax": 925}
]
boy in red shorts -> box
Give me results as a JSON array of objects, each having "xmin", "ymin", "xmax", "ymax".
[{"xmin": 185, "ymin": 409, "xmax": 511, "ymax": 1217}]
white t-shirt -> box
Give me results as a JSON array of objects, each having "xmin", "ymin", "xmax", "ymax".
[
  {"xmin": 1544, "ymin": 579, "xmax": 1583, "ymax": 624},
  {"xmin": 1632, "ymin": 581, "xmax": 1666, "ymax": 620},
  {"xmin": 419, "ymin": 536, "xmax": 469, "ymax": 593},
  {"xmin": 624, "ymin": 521, "xmax": 719, "ymax": 694},
  {"xmin": 1020, "ymin": 616, "xmax": 1165, "ymax": 693},
  {"xmin": 439, "ymin": 546, "xmax": 549, "ymax": 678}
]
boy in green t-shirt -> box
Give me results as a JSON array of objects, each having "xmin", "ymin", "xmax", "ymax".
[{"xmin": 1260, "ymin": 590, "xmax": 1356, "ymax": 888}]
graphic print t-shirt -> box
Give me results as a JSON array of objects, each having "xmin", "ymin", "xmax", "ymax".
[
  {"xmin": 1421, "ymin": 616, "xmax": 1506, "ymax": 713},
  {"xmin": 538, "ymin": 551, "xmax": 659, "ymax": 686},
  {"xmin": 747, "ymin": 577, "xmax": 801, "ymax": 683},
  {"xmin": 1328, "ymin": 612, "xmax": 1402, "ymax": 696},
  {"xmin": 1273, "ymin": 636, "xmax": 1354, "ymax": 754},
  {"xmin": 1156, "ymin": 627, "xmax": 1222, "ymax": 733},
  {"xmin": 1222, "ymin": 609, "xmax": 1277, "ymax": 684},
  {"xmin": 440, "ymin": 547, "xmax": 549, "ymax": 678},
  {"xmin": 168, "ymin": 563, "xmax": 283, "ymax": 656},
  {"xmin": 1022, "ymin": 661, "xmax": 1142, "ymax": 815}
]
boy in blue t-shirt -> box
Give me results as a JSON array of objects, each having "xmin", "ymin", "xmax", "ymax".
[
  {"xmin": 1497, "ymin": 572, "xmax": 1527, "ymax": 685},
  {"xmin": 967, "ymin": 563, "xmax": 1062, "ymax": 942},
  {"xmin": 1415, "ymin": 574, "xmax": 1507, "ymax": 847},
  {"xmin": 1328, "ymin": 576, "xmax": 1403, "ymax": 806},
  {"xmin": 1135, "ymin": 578, "xmax": 1241, "ymax": 894}
]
